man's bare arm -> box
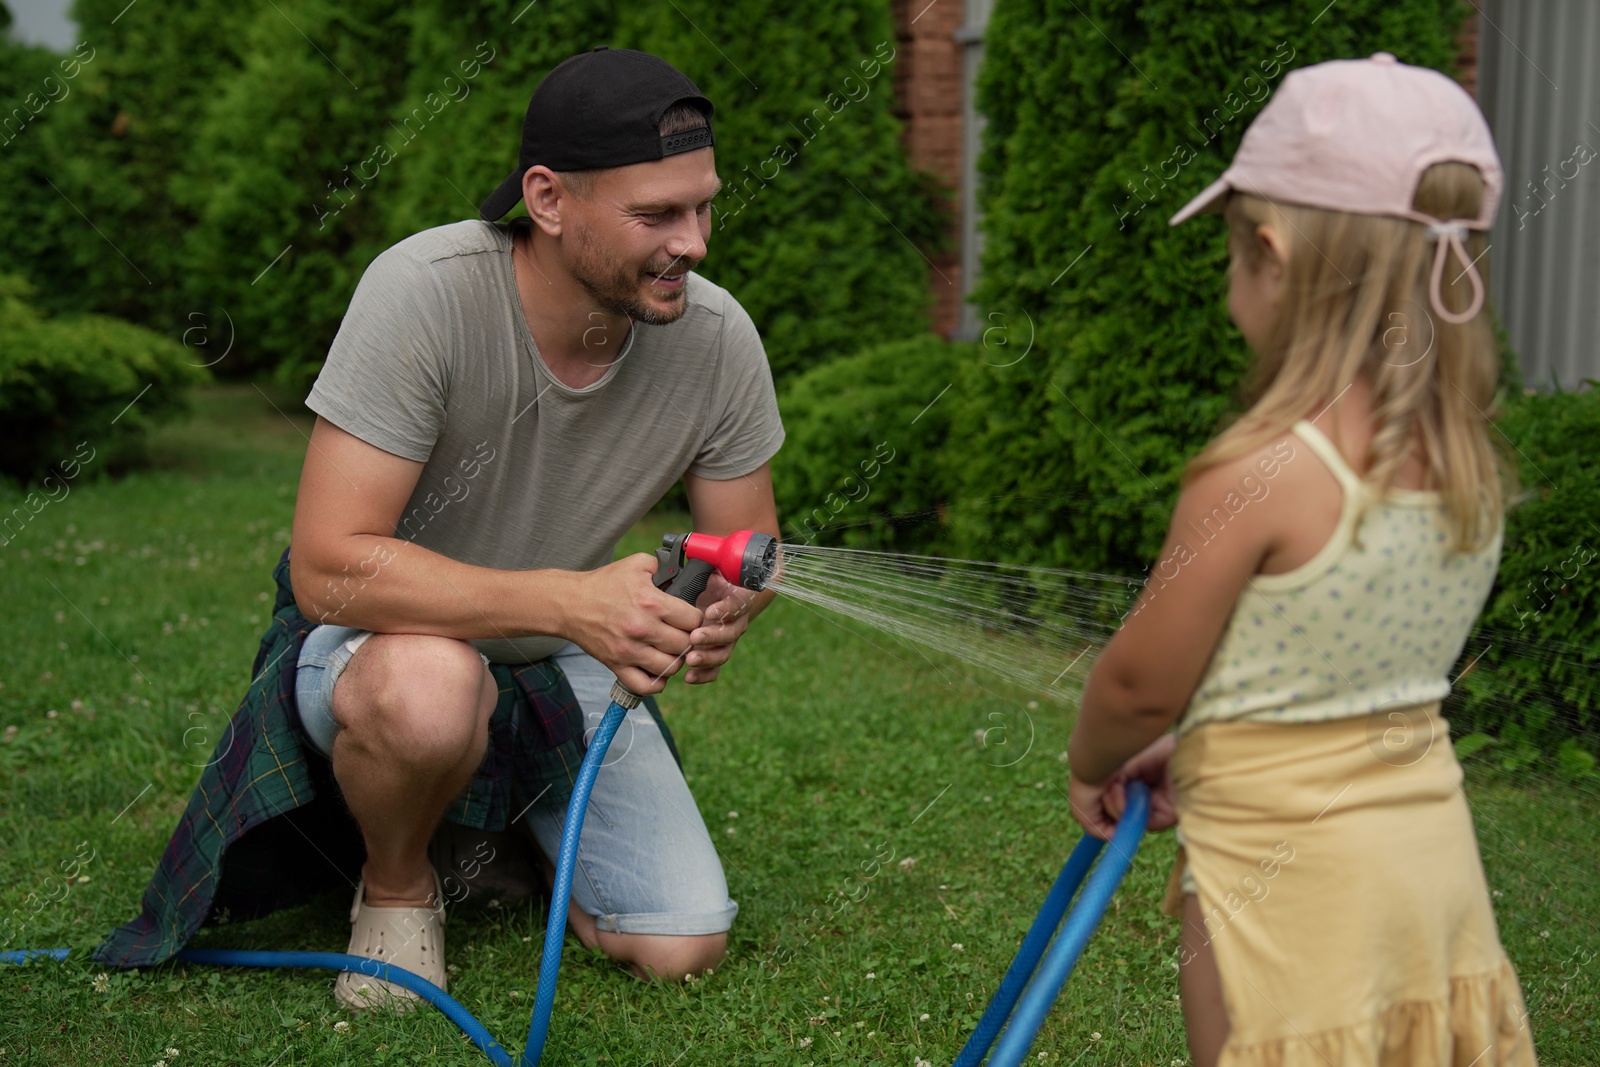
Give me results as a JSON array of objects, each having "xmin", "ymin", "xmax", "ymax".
[{"xmin": 289, "ymin": 417, "xmax": 701, "ymax": 694}]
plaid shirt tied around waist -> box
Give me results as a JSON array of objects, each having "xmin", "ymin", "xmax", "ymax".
[{"xmin": 95, "ymin": 549, "xmax": 673, "ymax": 968}]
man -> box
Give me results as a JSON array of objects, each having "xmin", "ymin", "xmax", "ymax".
[{"xmin": 290, "ymin": 46, "xmax": 783, "ymax": 1010}]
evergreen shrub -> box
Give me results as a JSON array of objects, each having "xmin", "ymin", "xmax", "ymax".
[
  {"xmin": 1450, "ymin": 385, "xmax": 1600, "ymax": 771},
  {"xmin": 774, "ymin": 335, "xmax": 973, "ymax": 550},
  {"xmin": 947, "ymin": 0, "xmax": 1468, "ymax": 574},
  {"xmin": 0, "ymin": 274, "xmax": 206, "ymax": 483}
]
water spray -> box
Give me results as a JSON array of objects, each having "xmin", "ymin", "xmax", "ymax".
[{"xmin": 3, "ymin": 529, "xmax": 1145, "ymax": 1064}]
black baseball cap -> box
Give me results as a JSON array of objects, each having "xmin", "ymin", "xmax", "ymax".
[{"xmin": 478, "ymin": 47, "xmax": 716, "ymax": 220}]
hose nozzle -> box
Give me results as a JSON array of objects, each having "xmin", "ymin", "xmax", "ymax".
[{"xmin": 652, "ymin": 530, "xmax": 778, "ymax": 603}]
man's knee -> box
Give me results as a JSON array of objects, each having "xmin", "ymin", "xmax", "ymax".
[{"xmin": 332, "ymin": 633, "xmax": 491, "ymax": 764}]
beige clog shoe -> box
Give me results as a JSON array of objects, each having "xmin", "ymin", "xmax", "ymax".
[{"xmin": 334, "ymin": 872, "xmax": 447, "ymax": 1013}]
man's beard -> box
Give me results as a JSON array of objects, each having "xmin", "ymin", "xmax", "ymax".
[{"xmin": 570, "ymin": 221, "xmax": 697, "ymax": 326}]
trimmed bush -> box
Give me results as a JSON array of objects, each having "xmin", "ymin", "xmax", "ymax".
[
  {"xmin": 945, "ymin": 0, "xmax": 1467, "ymax": 574},
  {"xmin": 774, "ymin": 335, "xmax": 973, "ymax": 549},
  {"xmin": 1449, "ymin": 385, "xmax": 1600, "ymax": 769},
  {"xmin": 0, "ymin": 274, "xmax": 207, "ymax": 483}
]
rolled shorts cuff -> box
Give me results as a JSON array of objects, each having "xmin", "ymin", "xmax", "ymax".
[
  {"xmin": 295, "ymin": 625, "xmax": 374, "ymax": 759},
  {"xmin": 589, "ymin": 900, "xmax": 740, "ymax": 938}
]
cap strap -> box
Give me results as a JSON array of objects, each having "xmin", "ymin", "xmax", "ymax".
[{"xmin": 1425, "ymin": 222, "xmax": 1484, "ymax": 325}]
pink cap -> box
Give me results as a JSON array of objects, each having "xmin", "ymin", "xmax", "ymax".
[{"xmin": 1170, "ymin": 53, "xmax": 1503, "ymax": 324}]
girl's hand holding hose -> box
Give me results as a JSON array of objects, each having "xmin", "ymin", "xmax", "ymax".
[{"xmin": 1068, "ymin": 734, "xmax": 1179, "ymax": 841}]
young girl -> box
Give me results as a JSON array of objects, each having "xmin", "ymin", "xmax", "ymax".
[{"xmin": 1067, "ymin": 54, "xmax": 1537, "ymax": 1066}]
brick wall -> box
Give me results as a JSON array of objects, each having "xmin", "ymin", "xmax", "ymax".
[
  {"xmin": 1458, "ymin": 5, "xmax": 1481, "ymax": 97},
  {"xmin": 890, "ymin": 0, "xmax": 965, "ymax": 336}
]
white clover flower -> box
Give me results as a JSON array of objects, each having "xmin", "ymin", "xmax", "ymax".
[
  {"xmin": 866, "ymin": 972, "xmax": 876, "ymax": 979},
  {"xmin": 951, "ymin": 942, "xmax": 964, "ymax": 951},
  {"xmin": 920, "ymin": 1013, "xmax": 930, "ymax": 1022},
  {"xmin": 333, "ymin": 1021, "xmax": 350, "ymax": 1033},
  {"xmin": 1091, "ymin": 1031, "xmax": 1101, "ymax": 1040},
  {"xmin": 897, "ymin": 857, "xmax": 916, "ymax": 872},
  {"xmin": 799, "ymin": 1037, "xmax": 812, "ymax": 1048}
]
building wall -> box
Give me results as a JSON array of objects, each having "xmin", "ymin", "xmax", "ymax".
[{"xmin": 1476, "ymin": 0, "xmax": 1600, "ymax": 390}]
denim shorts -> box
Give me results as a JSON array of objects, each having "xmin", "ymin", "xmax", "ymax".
[{"xmin": 295, "ymin": 626, "xmax": 738, "ymax": 936}]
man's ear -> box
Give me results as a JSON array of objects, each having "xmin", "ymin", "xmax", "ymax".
[{"xmin": 523, "ymin": 165, "xmax": 564, "ymax": 237}]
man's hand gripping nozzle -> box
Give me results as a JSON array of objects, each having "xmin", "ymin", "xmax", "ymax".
[{"xmin": 605, "ymin": 529, "xmax": 778, "ymax": 709}]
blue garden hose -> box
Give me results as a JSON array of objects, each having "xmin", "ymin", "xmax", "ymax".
[
  {"xmin": 954, "ymin": 780, "xmax": 1151, "ymax": 1067},
  {"xmin": 2, "ymin": 695, "xmax": 632, "ymax": 1067},
  {"xmin": 174, "ymin": 948, "xmax": 513, "ymax": 1063},
  {"xmin": 5, "ymin": 732, "xmax": 1148, "ymax": 1067},
  {"xmin": 521, "ymin": 693, "xmax": 627, "ymax": 1065}
]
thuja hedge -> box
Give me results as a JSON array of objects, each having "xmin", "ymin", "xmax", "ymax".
[
  {"xmin": 8, "ymin": 0, "xmax": 943, "ymax": 385},
  {"xmin": 0, "ymin": 275, "xmax": 206, "ymax": 485},
  {"xmin": 773, "ymin": 335, "xmax": 974, "ymax": 550},
  {"xmin": 945, "ymin": 0, "xmax": 1468, "ymax": 575},
  {"xmin": 1449, "ymin": 386, "xmax": 1600, "ymax": 767}
]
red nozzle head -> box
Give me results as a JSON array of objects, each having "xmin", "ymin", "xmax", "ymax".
[{"xmin": 683, "ymin": 530, "xmax": 778, "ymax": 591}]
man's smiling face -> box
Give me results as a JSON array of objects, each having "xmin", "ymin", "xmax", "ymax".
[{"xmin": 562, "ymin": 148, "xmax": 721, "ymax": 326}]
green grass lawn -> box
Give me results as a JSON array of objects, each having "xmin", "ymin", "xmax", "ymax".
[{"xmin": 1, "ymin": 385, "xmax": 1595, "ymax": 1065}]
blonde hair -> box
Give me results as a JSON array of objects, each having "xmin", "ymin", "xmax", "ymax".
[{"xmin": 1190, "ymin": 162, "xmax": 1511, "ymax": 551}]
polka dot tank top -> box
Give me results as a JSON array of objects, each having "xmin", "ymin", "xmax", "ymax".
[{"xmin": 1179, "ymin": 420, "xmax": 1502, "ymax": 735}]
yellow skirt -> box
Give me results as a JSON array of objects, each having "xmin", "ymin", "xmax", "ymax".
[{"xmin": 1164, "ymin": 705, "xmax": 1537, "ymax": 1066}]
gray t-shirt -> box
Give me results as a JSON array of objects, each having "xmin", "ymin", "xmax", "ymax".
[{"xmin": 305, "ymin": 219, "xmax": 785, "ymax": 664}]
